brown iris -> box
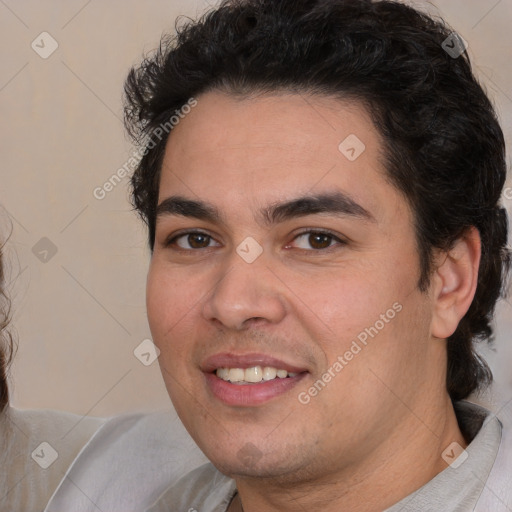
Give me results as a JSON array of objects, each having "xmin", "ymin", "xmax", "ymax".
[
  {"xmin": 308, "ymin": 233, "xmax": 332, "ymax": 249},
  {"xmin": 187, "ymin": 233, "xmax": 211, "ymax": 248}
]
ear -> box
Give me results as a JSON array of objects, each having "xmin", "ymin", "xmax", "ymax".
[{"xmin": 430, "ymin": 227, "xmax": 481, "ymax": 339}]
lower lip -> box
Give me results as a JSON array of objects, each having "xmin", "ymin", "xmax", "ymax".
[{"xmin": 204, "ymin": 372, "xmax": 307, "ymax": 406}]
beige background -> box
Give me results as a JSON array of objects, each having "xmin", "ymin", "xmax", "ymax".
[{"xmin": 1, "ymin": 0, "xmax": 511, "ymax": 418}]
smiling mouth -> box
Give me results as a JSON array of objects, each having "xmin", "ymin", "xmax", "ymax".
[
  {"xmin": 216, "ymin": 366, "xmax": 300, "ymax": 384},
  {"xmin": 205, "ymin": 358, "xmax": 308, "ymax": 405}
]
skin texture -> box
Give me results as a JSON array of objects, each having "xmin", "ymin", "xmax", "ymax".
[{"xmin": 146, "ymin": 91, "xmax": 480, "ymax": 512}]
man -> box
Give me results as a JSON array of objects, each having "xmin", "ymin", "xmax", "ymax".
[{"xmin": 122, "ymin": 0, "xmax": 512, "ymax": 510}]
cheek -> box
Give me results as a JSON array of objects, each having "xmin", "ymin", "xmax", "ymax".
[
  {"xmin": 303, "ymin": 260, "xmax": 424, "ymax": 391},
  {"xmin": 302, "ymin": 269, "xmax": 395, "ymax": 345},
  {"xmin": 146, "ymin": 263, "xmax": 199, "ymax": 354},
  {"xmin": 146, "ymin": 269, "xmax": 170, "ymax": 343},
  {"xmin": 147, "ymin": 266, "xmax": 202, "ymax": 404}
]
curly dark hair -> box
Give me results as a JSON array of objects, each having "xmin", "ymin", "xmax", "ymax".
[
  {"xmin": 124, "ymin": 0, "xmax": 510, "ymax": 401},
  {"xmin": 0, "ymin": 241, "xmax": 14, "ymax": 413}
]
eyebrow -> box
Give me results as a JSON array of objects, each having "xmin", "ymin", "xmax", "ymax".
[{"xmin": 155, "ymin": 191, "xmax": 375, "ymax": 227}]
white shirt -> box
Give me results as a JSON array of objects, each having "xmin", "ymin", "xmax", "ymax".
[
  {"xmin": 0, "ymin": 407, "xmax": 105, "ymax": 512},
  {"xmin": 0, "ymin": 406, "xmax": 208, "ymax": 512},
  {"xmin": 45, "ymin": 408, "xmax": 208, "ymax": 512}
]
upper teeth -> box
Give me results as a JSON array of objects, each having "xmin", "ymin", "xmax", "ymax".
[{"xmin": 216, "ymin": 366, "xmax": 298, "ymax": 383}]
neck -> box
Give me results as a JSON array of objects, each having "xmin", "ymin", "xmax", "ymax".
[{"xmin": 233, "ymin": 396, "xmax": 466, "ymax": 512}]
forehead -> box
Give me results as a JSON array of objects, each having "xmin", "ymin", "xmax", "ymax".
[{"xmin": 158, "ymin": 91, "xmax": 402, "ymax": 224}]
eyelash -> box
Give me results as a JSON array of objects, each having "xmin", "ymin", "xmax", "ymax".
[
  {"xmin": 285, "ymin": 229, "xmax": 347, "ymax": 253},
  {"xmin": 164, "ymin": 229, "xmax": 346, "ymax": 252}
]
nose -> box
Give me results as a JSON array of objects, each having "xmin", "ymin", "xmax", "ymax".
[{"xmin": 201, "ymin": 249, "xmax": 287, "ymax": 331}]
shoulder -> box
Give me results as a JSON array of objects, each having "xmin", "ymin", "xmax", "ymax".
[
  {"xmin": 145, "ymin": 462, "xmax": 236, "ymax": 512},
  {"xmin": 474, "ymin": 401, "xmax": 512, "ymax": 511},
  {"xmin": 45, "ymin": 409, "xmax": 208, "ymax": 512},
  {"xmin": 0, "ymin": 406, "xmax": 106, "ymax": 512}
]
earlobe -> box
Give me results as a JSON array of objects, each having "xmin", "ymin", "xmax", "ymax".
[{"xmin": 430, "ymin": 227, "xmax": 481, "ymax": 339}]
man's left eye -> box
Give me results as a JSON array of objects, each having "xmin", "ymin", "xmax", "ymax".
[
  {"xmin": 289, "ymin": 231, "xmax": 345, "ymax": 250},
  {"xmin": 171, "ymin": 232, "xmax": 219, "ymax": 249}
]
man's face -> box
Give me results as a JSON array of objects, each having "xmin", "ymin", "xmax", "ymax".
[{"xmin": 147, "ymin": 91, "xmax": 441, "ymax": 482}]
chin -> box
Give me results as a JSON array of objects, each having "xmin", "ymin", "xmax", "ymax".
[{"xmin": 203, "ymin": 437, "xmax": 316, "ymax": 480}]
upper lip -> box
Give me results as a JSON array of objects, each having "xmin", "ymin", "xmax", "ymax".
[{"xmin": 202, "ymin": 353, "xmax": 309, "ymax": 374}]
